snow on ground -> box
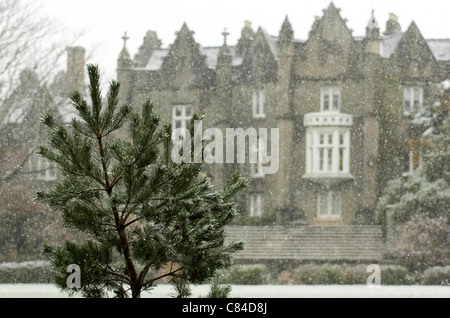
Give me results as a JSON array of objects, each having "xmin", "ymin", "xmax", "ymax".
[
  {"xmin": 0, "ymin": 284, "xmax": 449, "ymax": 298},
  {"xmin": 0, "ymin": 261, "xmax": 50, "ymax": 269}
]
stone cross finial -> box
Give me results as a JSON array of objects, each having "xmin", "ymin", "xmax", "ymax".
[
  {"xmin": 222, "ymin": 28, "xmax": 229, "ymax": 45},
  {"xmin": 122, "ymin": 31, "xmax": 129, "ymax": 47}
]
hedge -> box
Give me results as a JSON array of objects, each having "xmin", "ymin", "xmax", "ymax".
[
  {"xmin": 380, "ymin": 265, "xmax": 415, "ymax": 285},
  {"xmin": 0, "ymin": 261, "xmax": 52, "ymax": 284},
  {"xmin": 421, "ymin": 266, "xmax": 450, "ymax": 286},
  {"xmin": 222, "ymin": 264, "xmax": 272, "ymax": 285},
  {"xmin": 290, "ymin": 263, "xmax": 415, "ymax": 285},
  {"xmin": 3, "ymin": 261, "xmax": 447, "ymax": 286}
]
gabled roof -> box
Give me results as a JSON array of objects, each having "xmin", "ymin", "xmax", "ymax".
[
  {"xmin": 129, "ymin": 3, "xmax": 450, "ymax": 74},
  {"xmin": 139, "ymin": 26, "xmax": 278, "ymax": 72},
  {"xmin": 306, "ymin": 2, "xmax": 354, "ymax": 44},
  {"xmin": 142, "ymin": 46, "xmax": 244, "ymax": 71},
  {"xmin": 139, "ymin": 30, "xmax": 450, "ymax": 71},
  {"xmin": 379, "ymin": 25, "xmax": 450, "ymax": 61},
  {"xmin": 155, "ymin": 23, "xmax": 218, "ymax": 88},
  {"xmin": 386, "ymin": 21, "xmax": 440, "ymax": 79},
  {"xmin": 159, "ymin": 22, "xmax": 206, "ymax": 73},
  {"xmin": 391, "ymin": 22, "xmax": 439, "ymax": 74}
]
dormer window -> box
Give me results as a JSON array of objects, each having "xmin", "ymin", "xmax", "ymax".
[
  {"xmin": 252, "ymin": 89, "xmax": 266, "ymax": 118},
  {"xmin": 403, "ymin": 87, "xmax": 423, "ymax": 115},
  {"xmin": 321, "ymin": 87, "xmax": 340, "ymax": 112}
]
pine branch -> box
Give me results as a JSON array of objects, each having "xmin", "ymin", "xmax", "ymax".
[
  {"xmin": 87, "ymin": 64, "xmax": 103, "ymax": 129},
  {"xmin": 114, "ymin": 207, "xmax": 139, "ymax": 286},
  {"xmin": 96, "ymin": 136, "xmax": 110, "ymax": 189},
  {"xmin": 110, "ymin": 175, "xmax": 122, "ymax": 189},
  {"xmin": 85, "ymin": 198, "xmax": 104, "ymax": 212},
  {"xmin": 106, "ymin": 266, "xmax": 132, "ymax": 284},
  {"xmin": 137, "ymin": 260, "xmax": 154, "ymax": 286},
  {"xmin": 123, "ymin": 217, "xmax": 143, "ymax": 228},
  {"xmin": 120, "ymin": 193, "xmax": 132, "ymax": 224},
  {"xmin": 142, "ymin": 266, "xmax": 184, "ymax": 288}
]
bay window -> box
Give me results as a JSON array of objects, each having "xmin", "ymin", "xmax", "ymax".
[{"xmin": 305, "ymin": 128, "xmax": 350, "ymax": 176}]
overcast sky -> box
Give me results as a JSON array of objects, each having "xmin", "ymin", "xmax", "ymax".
[{"xmin": 31, "ymin": 0, "xmax": 450, "ymax": 82}]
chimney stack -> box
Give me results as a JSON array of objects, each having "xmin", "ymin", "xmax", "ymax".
[
  {"xmin": 384, "ymin": 13, "xmax": 401, "ymax": 36},
  {"xmin": 66, "ymin": 46, "xmax": 85, "ymax": 94}
]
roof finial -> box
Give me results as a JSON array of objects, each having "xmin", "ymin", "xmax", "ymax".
[
  {"xmin": 367, "ymin": 9, "xmax": 379, "ymax": 30},
  {"xmin": 222, "ymin": 28, "xmax": 230, "ymax": 46},
  {"xmin": 122, "ymin": 31, "xmax": 129, "ymax": 48}
]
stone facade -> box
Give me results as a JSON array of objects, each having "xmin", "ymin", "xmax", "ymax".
[{"xmin": 114, "ymin": 3, "xmax": 450, "ymax": 233}]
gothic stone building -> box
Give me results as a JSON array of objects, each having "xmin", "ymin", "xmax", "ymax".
[{"xmin": 112, "ymin": 3, "xmax": 450, "ymax": 262}]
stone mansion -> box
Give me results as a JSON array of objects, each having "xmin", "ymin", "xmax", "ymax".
[{"xmin": 19, "ymin": 3, "xmax": 450, "ymax": 261}]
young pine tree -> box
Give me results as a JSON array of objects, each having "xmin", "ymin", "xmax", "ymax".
[{"xmin": 38, "ymin": 64, "xmax": 245, "ymax": 298}]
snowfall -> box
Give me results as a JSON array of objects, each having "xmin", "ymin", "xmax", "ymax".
[{"xmin": 0, "ymin": 284, "xmax": 448, "ymax": 298}]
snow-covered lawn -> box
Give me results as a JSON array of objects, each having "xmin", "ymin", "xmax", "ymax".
[{"xmin": 0, "ymin": 284, "xmax": 449, "ymax": 298}]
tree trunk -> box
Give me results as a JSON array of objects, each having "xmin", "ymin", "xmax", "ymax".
[{"xmin": 131, "ymin": 285, "xmax": 141, "ymax": 298}]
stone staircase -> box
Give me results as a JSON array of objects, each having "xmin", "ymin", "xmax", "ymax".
[{"xmin": 224, "ymin": 225, "xmax": 386, "ymax": 261}]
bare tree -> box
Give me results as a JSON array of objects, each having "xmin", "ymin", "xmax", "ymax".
[
  {"xmin": 0, "ymin": 0, "xmax": 95, "ymax": 183},
  {"xmin": 0, "ymin": 0, "xmax": 88, "ymax": 100},
  {"xmin": 0, "ymin": 1, "xmax": 99, "ymax": 262}
]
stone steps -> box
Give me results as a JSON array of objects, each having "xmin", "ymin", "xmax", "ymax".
[{"xmin": 224, "ymin": 225, "xmax": 386, "ymax": 261}]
